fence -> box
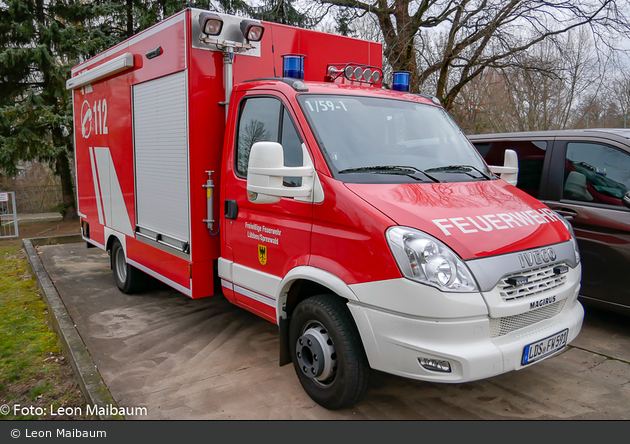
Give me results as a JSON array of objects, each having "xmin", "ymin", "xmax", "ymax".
[
  {"xmin": 0, "ymin": 192, "xmax": 19, "ymax": 238},
  {"xmin": 0, "ymin": 185, "xmax": 63, "ymax": 214}
]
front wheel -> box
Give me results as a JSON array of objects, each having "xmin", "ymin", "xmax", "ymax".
[
  {"xmin": 111, "ymin": 239, "xmax": 144, "ymax": 294},
  {"xmin": 289, "ymin": 294, "xmax": 370, "ymax": 409}
]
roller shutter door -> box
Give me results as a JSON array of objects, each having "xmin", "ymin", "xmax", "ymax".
[{"xmin": 133, "ymin": 71, "xmax": 190, "ymax": 249}]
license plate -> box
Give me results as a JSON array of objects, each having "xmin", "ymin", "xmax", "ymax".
[{"xmin": 522, "ymin": 329, "xmax": 568, "ymax": 365}]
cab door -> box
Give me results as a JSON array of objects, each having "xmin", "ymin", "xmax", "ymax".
[{"xmin": 222, "ymin": 92, "xmax": 313, "ymax": 322}]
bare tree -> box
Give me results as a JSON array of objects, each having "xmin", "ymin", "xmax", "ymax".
[
  {"xmin": 237, "ymin": 120, "xmax": 271, "ymax": 173},
  {"xmin": 612, "ymin": 72, "xmax": 630, "ymax": 128},
  {"xmin": 311, "ymin": 0, "xmax": 630, "ymax": 110},
  {"xmin": 450, "ymin": 69, "xmax": 513, "ymax": 133},
  {"xmin": 450, "ymin": 28, "xmax": 617, "ymax": 133}
]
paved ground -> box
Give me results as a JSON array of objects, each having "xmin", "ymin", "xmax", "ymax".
[{"xmin": 37, "ymin": 242, "xmax": 630, "ymax": 420}]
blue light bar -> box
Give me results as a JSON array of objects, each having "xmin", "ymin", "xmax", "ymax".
[
  {"xmin": 392, "ymin": 71, "xmax": 410, "ymax": 92},
  {"xmin": 282, "ymin": 54, "xmax": 305, "ymax": 80}
]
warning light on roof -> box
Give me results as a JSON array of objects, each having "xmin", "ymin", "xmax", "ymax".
[
  {"xmin": 282, "ymin": 54, "xmax": 306, "ymax": 80},
  {"xmin": 325, "ymin": 63, "xmax": 383, "ymax": 85},
  {"xmin": 392, "ymin": 71, "xmax": 411, "ymax": 92}
]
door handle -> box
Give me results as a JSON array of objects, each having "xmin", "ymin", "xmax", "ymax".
[
  {"xmin": 225, "ymin": 199, "xmax": 238, "ymax": 220},
  {"xmin": 554, "ymin": 209, "xmax": 578, "ymax": 220}
]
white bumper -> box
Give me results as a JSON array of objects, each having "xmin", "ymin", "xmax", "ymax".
[{"xmin": 347, "ymin": 272, "xmax": 584, "ymax": 383}]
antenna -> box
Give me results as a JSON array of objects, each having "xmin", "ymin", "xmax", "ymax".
[{"xmin": 271, "ymin": 24, "xmax": 277, "ymax": 77}]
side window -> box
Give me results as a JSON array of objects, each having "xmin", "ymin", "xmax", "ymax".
[
  {"xmin": 235, "ymin": 98, "xmax": 303, "ymax": 187},
  {"xmin": 236, "ymin": 97, "xmax": 281, "ymax": 177},
  {"xmin": 280, "ymin": 108, "xmax": 303, "ymax": 187},
  {"xmin": 473, "ymin": 140, "xmax": 547, "ymax": 198},
  {"xmin": 563, "ymin": 142, "xmax": 630, "ymax": 206}
]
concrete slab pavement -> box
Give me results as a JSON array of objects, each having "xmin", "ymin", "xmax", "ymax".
[
  {"xmin": 34, "ymin": 242, "xmax": 630, "ymax": 420},
  {"xmin": 23, "ymin": 237, "xmax": 122, "ymax": 420}
]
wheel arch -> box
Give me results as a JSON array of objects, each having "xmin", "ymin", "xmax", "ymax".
[
  {"xmin": 104, "ymin": 228, "xmax": 127, "ymax": 269},
  {"xmin": 277, "ymin": 266, "xmax": 359, "ymax": 321},
  {"xmin": 277, "ymin": 266, "xmax": 359, "ymax": 366}
]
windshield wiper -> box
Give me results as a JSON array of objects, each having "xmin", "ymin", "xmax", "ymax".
[
  {"xmin": 424, "ymin": 164, "xmax": 493, "ymax": 180},
  {"xmin": 338, "ymin": 165, "xmax": 441, "ymax": 183}
]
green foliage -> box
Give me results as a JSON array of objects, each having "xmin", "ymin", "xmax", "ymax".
[
  {"xmin": 0, "ymin": 249, "xmax": 59, "ymax": 385},
  {"xmin": 0, "ymin": 0, "xmax": 204, "ymax": 216},
  {"xmin": 0, "ymin": 0, "xmax": 88, "ymax": 219},
  {"xmin": 0, "ymin": 248, "xmax": 87, "ymax": 420},
  {"xmin": 30, "ymin": 382, "xmax": 53, "ymax": 400},
  {"xmin": 247, "ymin": 0, "xmax": 313, "ymax": 28},
  {"xmin": 0, "ymin": 0, "xmax": 314, "ymax": 219},
  {"xmin": 210, "ymin": 0, "xmax": 251, "ymax": 16},
  {"xmin": 56, "ymin": 202, "xmax": 67, "ymax": 218},
  {"xmin": 334, "ymin": 7, "xmax": 354, "ymax": 37}
]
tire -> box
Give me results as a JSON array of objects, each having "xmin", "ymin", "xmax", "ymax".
[
  {"xmin": 111, "ymin": 239, "xmax": 144, "ymax": 294},
  {"xmin": 289, "ymin": 294, "xmax": 370, "ymax": 409}
]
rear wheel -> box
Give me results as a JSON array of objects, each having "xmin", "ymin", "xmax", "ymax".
[
  {"xmin": 289, "ymin": 294, "xmax": 370, "ymax": 409},
  {"xmin": 111, "ymin": 239, "xmax": 144, "ymax": 294}
]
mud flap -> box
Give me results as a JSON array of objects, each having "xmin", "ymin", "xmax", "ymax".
[{"xmin": 279, "ymin": 317, "xmax": 291, "ymax": 366}]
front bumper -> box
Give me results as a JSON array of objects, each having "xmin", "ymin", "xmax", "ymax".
[{"xmin": 348, "ymin": 272, "xmax": 584, "ymax": 383}]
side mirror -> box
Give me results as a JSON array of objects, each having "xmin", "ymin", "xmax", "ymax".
[
  {"xmin": 623, "ymin": 190, "xmax": 630, "ymax": 209},
  {"xmin": 488, "ymin": 149, "xmax": 519, "ymax": 186},
  {"xmin": 246, "ymin": 141, "xmax": 314, "ymax": 204}
]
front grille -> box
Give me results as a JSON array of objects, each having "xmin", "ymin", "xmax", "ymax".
[
  {"xmin": 489, "ymin": 299, "xmax": 566, "ymax": 338},
  {"xmin": 498, "ymin": 263, "xmax": 567, "ymax": 302}
]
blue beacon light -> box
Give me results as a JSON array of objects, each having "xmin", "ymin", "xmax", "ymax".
[
  {"xmin": 392, "ymin": 71, "xmax": 410, "ymax": 92},
  {"xmin": 282, "ymin": 54, "xmax": 305, "ymax": 80}
]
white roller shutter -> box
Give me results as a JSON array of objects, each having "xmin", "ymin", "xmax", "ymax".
[{"xmin": 133, "ymin": 71, "xmax": 190, "ymax": 250}]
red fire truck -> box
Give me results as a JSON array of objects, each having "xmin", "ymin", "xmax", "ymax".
[{"xmin": 68, "ymin": 8, "xmax": 584, "ymax": 409}]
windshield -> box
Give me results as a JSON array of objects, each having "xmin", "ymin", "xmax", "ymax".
[{"xmin": 298, "ymin": 94, "xmax": 492, "ymax": 183}]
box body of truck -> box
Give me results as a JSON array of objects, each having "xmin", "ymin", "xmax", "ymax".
[
  {"xmin": 69, "ymin": 8, "xmax": 584, "ymax": 409},
  {"xmin": 69, "ymin": 9, "xmax": 381, "ymax": 300}
]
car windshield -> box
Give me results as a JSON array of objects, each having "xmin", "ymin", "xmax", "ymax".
[{"xmin": 298, "ymin": 94, "xmax": 491, "ymax": 183}]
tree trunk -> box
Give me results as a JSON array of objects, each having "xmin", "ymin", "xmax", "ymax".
[
  {"xmin": 56, "ymin": 151, "xmax": 78, "ymax": 221},
  {"xmin": 126, "ymin": 0, "xmax": 134, "ymax": 38}
]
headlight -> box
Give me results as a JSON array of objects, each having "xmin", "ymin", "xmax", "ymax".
[
  {"xmin": 554, "ymin": 212, "xmax": 580, "ymax": 264},
  {"xmin": 386, "ymin": 227, "xmax": 478, "ymax": 292}
]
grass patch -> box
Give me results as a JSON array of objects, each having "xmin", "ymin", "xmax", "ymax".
[{"xmin": 0, "ymin": 247, "xmax": 88, "ymax": 420}]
